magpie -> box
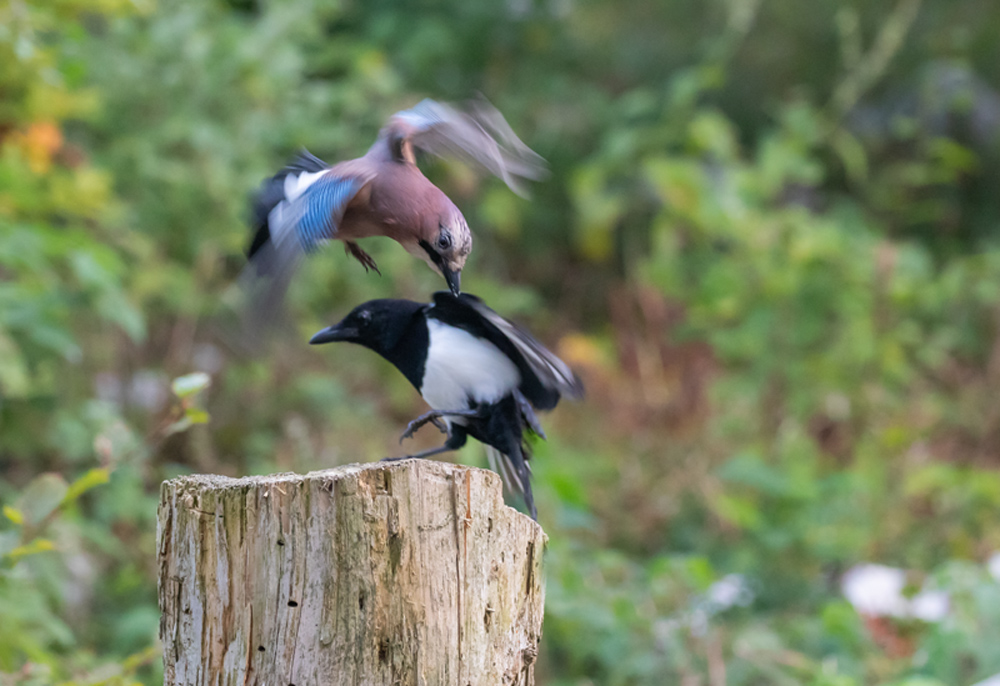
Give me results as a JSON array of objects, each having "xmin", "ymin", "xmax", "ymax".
[{"xmin": 309, "ymin": 292, "xmax": 583, "ymax": 519}]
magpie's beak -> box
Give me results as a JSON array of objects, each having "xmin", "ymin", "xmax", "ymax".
[
  {"xmin": 310, "ymin": 324, "xmax": 356, "ymax": 345},
  {"xmin": 443, "ymin": 267, "xmax": 461, "ymax": 296}
]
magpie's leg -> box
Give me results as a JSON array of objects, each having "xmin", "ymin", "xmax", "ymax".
[
  {"xmin": 344, "ymin": 241, "xmax": 381, "ymax": 275},
  {"xmin": 399, "ymin": 409, "xmax": 480, "ymax": 443},
  {"xmin": 382, "ymin": 445, "xmax": 453, "ymax": 462},
  {"xmin": 383, "ymin": 427, "xmax": 469, "ymax": 462}
]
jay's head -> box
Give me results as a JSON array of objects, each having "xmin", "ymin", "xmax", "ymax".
[{"xmin": 409, "ymin": 202, "xmax": 471, "ymax": 296}]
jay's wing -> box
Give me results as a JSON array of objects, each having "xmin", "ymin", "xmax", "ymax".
[
  {"xmin": 429, "ymin": 292, "xmax": 584, "ymax": 410},
  {"xmin": 248, "ymin": 151, "xmax": 372, "ymax": 264},
  {"xmin": 388, "ymin": 99, "xmax": 547, "ymax": 197},
  {"xmin": 237, "ymin": 152, "xmax": 373, "ymax": 347}
]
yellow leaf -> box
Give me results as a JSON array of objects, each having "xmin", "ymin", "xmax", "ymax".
[
  {"xmin": 7, "ymin": 538, "xmax": 56, "ymax": 562},
  {"xmin": 185, "ymin": 408, "xmax": 210, "ymax": 425},
  {"xmin": 3, "ymin": 505, "xmax": 24, "ymax": 525},
  {"xmin": 63, "ymin": 468, "xmax": 111, "ymax": 504}
]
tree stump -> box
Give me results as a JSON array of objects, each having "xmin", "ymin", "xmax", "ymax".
[{"xmin": 157, "ymin": 459, "xmax": 546, "ymax": 686}]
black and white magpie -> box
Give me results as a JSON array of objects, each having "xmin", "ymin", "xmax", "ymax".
[{"xmin": 309, "ymin": 292, "xmax": 583, "ymax": 519}]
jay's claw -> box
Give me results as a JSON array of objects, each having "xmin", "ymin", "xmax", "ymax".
[{"xmin": 344, "ymin": 241, "xmax": 381, "ymax": 276}]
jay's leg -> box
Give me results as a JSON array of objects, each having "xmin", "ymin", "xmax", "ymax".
[{"xmin": 344, "ymin": 241, "xmax": 381, "ymax": 275}]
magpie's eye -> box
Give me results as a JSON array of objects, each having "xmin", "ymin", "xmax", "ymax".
[
  {"xmin": 357, "ymin": 310, "xmax": 372, "ymax": 325},
  {"xmin": 437, "ymin": 233, "xmax": 452, "ymax": 251}
]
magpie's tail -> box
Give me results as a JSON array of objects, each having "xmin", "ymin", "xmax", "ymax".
[{"xmin": 485, "ymin": 443, "xmax": 536, "ymax": 520}]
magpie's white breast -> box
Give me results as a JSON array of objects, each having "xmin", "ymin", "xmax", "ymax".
[{"xmin": 420, "ymin": 319, "xmax": 520, "ymax": 425}]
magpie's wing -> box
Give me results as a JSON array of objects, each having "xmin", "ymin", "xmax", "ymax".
[
  {"xmin": 388, "ymin": 98, "xmax": 547, "ymax": 197},
  {"xmin": 430, "ymin": 292, "xmax": 584, "ymax": 410},
  {"xmin": 238, "ymin": 151, "xmax": 373, "ymax": 346}
]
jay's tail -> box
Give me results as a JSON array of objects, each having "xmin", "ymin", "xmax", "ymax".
[{"xmin": 231, "ymin": 150, "xmax": 327, "ymax": 351}]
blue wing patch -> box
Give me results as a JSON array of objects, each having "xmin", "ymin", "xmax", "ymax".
[{"xmin": 296, "ymin": 175, "xmax": 362, "ymax": 253}]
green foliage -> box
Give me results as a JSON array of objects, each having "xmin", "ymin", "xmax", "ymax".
[{"xmin": 4, "ymin": 0, "xmax": 1000, "ymax": 683}]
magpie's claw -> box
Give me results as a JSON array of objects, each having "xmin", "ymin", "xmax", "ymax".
[
  {"xmin": 399, "ymin": 413, "xmax": 448, "ymax": 443},
  {"xmin": 399, "ymin": 420, "xmax": 422, "ymax": 443}
]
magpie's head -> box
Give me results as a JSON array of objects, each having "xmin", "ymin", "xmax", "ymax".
[
  {"xmin": 407, "ymin": 201, "xmax": 471, "ymax": 295},
  {"xmin": 310, "ymin": 298, "xmax": 423, "ymax": 355}
]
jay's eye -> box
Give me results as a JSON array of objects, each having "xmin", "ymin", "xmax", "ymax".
[{"xmin": 437, "ymin": 233, "xmax": 452, "ymax": 251}]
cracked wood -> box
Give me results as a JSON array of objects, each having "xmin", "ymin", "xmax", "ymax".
[{"xmin": 157, "ymin": 459, "xmax": 546, "ymax": 685}]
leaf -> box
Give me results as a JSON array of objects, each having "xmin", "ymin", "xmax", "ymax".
[
  {"xmin": 184, "ymin": 407, "xmax": 210, "ymax": 425},
  {"xmin": 16, "ymin": 473, "xmax": 69, "ymax": 527},
  {"xmin": 172, "ymin": 372, "xmax": 211, "ymax": 399},
  {"xmin": 0, "ymin": 333, "xmax": 32, "ymax": 397},
  {"xmin": 831, "ymin": 129, "xmax": 868, "ymax": 183},
  {"xmin": 571, "ymin": 165, "xmax": 623, "ymax": 260},
  {"xmin": 163, "ymin": 417, "xmax": 192, "ymax": 437},
  {"xmin": 6, "ymin": 538, "xmax": 56, "ymax": 563},
  {"xmin": 97, "ymin": 290, "xmax": 147, "ymax": 342},
  {"xmin": 711, "ymin": 493, "xmax": 762, "ymax": 530},
  {"xmin": 3, "ymin": 506, "xmax": 24, "ymax": 525},
  {"xmin": 62, "ymin": 468, "xmax": 110, "ymax": 505}
]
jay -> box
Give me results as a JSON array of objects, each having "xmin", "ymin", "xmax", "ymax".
[{"xmin": 244, "ymin": 99, "xmax": 545, "ymax": 323}]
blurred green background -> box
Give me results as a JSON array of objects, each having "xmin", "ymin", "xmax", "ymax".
[{"xmin": 3, "ymin": 0, "xmax": 1000, "ymax": 683}]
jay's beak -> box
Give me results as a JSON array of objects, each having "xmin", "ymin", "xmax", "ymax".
[
  {"xmin": 310, "ymin": 324, "xmax": 357, "ymax": 345},
  {"xmin": 443, "ymin": 267, "xmax": 461, "ymax": 296}
]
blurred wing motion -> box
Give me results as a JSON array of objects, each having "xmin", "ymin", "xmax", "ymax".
[
  {"xmin": 430, "ymin": 291, "xmax": 584, "ymax": 410},
  {"xmin": 238, "ymin": 151, "xmax": 371, "ymax": 343},
  {"xmin": 390, "ymin": 98, "xmax": 547, "ymax": 197}
]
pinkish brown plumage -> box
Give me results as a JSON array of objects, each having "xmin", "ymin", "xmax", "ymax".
[{"xmin": 243, "ymin": 99, "xmax": 545, "ymax": 330}]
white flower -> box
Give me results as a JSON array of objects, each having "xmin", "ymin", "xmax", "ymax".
[{"xmin": 841, "ymin": 563, "xmax": 948, "ymax": 622}]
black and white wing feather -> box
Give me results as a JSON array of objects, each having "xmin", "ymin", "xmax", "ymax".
[
  {"xmin": 390, "ymin": 99, "xmax": 547, "ymax": 197},
  {"xmin": 429, "ymin": 292, "xmax": 584, "ymax": 410}
]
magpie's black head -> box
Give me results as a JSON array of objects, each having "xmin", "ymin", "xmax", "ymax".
[{"xmin": 310, "ymin": 299, "xmax": 424, "ymax": 356}]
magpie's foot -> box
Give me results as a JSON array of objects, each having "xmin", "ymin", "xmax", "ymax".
[
  {"xmin": 380, "ymin": 456, "xmax": 412, "ymax": 463},
  {"xmin": 399, "ymin": 420, "xmax": 422, "ymax": 443},
  {"xmin": 345, "ymin": 241, "xmax": 381, "ymax": 276},
  {"xmin": 399, "ymin": 414, "xmax": 442, "ymax": 443}
]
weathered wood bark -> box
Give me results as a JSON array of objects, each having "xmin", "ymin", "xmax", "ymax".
[{"xmin": 157, "ymin": 459, "xmax": 546, "ymax": 686}]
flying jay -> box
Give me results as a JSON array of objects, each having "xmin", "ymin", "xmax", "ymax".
[
  {"xmin": 309, "ymin": 292, "xmax": 583, "ymax": 519},
  {"xmin": 244, "ymin": 99, "xmax": 546, "ymax": 324}
]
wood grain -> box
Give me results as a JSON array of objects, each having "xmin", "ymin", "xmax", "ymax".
[{"xmin": 157, "ymin": 459, "xmax": 546, "ymax": 685}]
